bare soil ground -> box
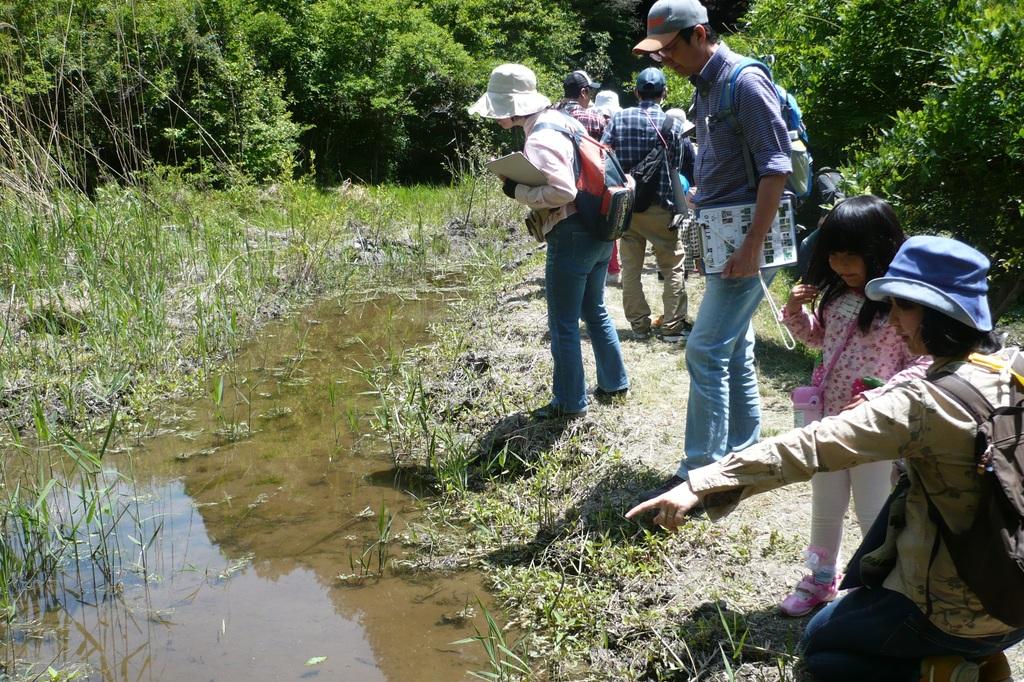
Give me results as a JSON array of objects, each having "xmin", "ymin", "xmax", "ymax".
[{"xmin": 385, "ymin": 257, "xmax": 1023, "ymax": 681}]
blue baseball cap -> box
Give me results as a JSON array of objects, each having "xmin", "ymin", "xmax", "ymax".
[
  {"xmin": 636, "ymin": 67, "xmax": 667, "ymax": 95},
  {"xmin": 865, "ymin": 236, "xmax": 992, "ymax": 331}
]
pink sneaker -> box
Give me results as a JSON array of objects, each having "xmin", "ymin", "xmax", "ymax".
[{"xmin": 780, "ymin": 574, "xmax": 840, "ymax": 617}]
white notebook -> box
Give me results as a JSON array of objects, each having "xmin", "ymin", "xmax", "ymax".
[
  {"xmin": 695, "ymin": 199, "xmax": 798, "ymax": 274},
  {"xmin": 484, "ymin": 152, "xmax": 547, "ymax": 186}
]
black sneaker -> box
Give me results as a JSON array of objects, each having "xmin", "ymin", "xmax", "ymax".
[
  {"xmin": 530, "ymin": 402, "xmax": 587, "ymax": 420},
  {"xmin": 634, "ymin": 474, "xmax": 687, "ymax": 506},
  {"xmin": 593, "ymin": 386, "xmax": 628, "ymax": 404}
]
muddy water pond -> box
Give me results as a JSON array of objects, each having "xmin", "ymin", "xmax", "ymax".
[{"xmin": 5, "ymin": 293, "xmax": 495, "ymax": 681}]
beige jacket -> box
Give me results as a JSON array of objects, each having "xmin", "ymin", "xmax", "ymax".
[{"xmin": 689, "ymin": 347, "xmax": 1023, "ymax": 637}]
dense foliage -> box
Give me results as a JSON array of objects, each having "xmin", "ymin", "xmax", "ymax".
[
  {"xmin": 738, "ymin": 0, "xmax": 1024, "ymax": 316},
  {"xmin": 0, "ymin": 0, "xmax": 638, "ymax": 187},
  {"xmin": 2, "ymin": 0, "xmax": 1022, "ymax": 313}
]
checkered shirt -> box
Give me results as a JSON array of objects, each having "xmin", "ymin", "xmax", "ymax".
[
  {"xmin": 556, "ymin": 100, "xmax": 607, "ymax": 140},
  {"xmin": 689, "ymin": 44, "xmax": 792, "ymax": 208},
  {"xmin": 601, "ymin": 101, "xmax": 688, "ymax": 212}
]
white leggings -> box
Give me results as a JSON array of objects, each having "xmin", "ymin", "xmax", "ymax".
[{"xmin": 809, "ymin": 461, "xmax": 893, "ymax": 568}]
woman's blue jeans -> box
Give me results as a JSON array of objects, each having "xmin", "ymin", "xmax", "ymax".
[
  {"xmin": 799, "ymin": 587, "xmax": 1024, "ymax": 681},
  {"xmin": 544, "ymin": 215, "xmax": 628, "ymax": 412},
  {"xmin": 680, "ymin": 271, "xmax": 773, "ymax": 476}
]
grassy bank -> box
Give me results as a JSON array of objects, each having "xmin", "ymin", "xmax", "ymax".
[
  {"xmin": 374, "ymin": 260, "xmax": 1023, "ymax": 681},
  {"xmin": 372, "ymin": 264, "xmax": 813, "ymax": 680},
  {"xmin": 0, "ymin": 176, "xmax": 520, "ymax": 436}
]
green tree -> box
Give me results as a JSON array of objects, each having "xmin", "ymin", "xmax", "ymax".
[
  {"xmin": 1, "ymin": 0, "xmax": 303, "ymax": 188},
  {"xmin": 739, "ymin": 0, "xmax": 953, "ymax": 168},
  {"xmin": 849, "ymin": 0, "xmax": 1024, "ymax": 318}
]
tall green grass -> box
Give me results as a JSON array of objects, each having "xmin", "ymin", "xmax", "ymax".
[{"xmin": 0, "ymin": 176, "xmax": 517, "ymax": 433}]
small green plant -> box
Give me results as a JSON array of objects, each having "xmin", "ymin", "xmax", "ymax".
[
  {"xmin": 341, "ymin": 503, "xmax": 395, "ymax": 582},
  {"xmin": 374, "ymin": 503, "xmax": 394, "ymax": 574},
  {"xmin": 454, "ymin": 601, "xmax": 531, "ymax": 681},
  {"xmin": 717, "ymin": 603, "xmax": 750, "ymax": 662}
]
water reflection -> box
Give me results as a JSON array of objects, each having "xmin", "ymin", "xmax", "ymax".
[{"xmin": 4, "ymin": 293, "xmax": 492, "ymax": 681}]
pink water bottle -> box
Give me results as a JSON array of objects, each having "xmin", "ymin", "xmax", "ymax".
[{"xmin": 791, "ymin": 385, "xmax": 824, "ymax": 428}]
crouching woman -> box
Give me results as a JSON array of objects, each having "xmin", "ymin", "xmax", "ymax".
[{"xmin": 628, "ymin": 236, "xmax": 1024, "ymax": 682}]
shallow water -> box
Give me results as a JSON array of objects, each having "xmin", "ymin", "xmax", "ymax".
[{"xmin": 4, "ymin": 292, "xmax": 495, "ymax": 681}]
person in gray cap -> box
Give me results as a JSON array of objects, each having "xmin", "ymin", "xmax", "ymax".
[
  {"xmin": 631, "ymin": 0, "xmax": 793, "ymax": 499},
  {"xmin": 468, "ymin": 64, "xmax": 629, "ymax": 419},
  {"xmin": 628, "ymin": 236, "xmax": 1023, "ymax": 682},
  {"xmin": 556, "ymin": 70, "xmax": 607, "ymax": 139},
  {"xmin": 601, "ymin": 67, "xmax": 693, "ymax": 344}
]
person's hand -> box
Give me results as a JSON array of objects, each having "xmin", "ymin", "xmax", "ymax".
[
  {"xmin": 785, "ymin": 283, "xmax": 819, "ymax": 315},
  {"xmin": 501, "ymin": 177, "xmax": 518, "ymax": 199},
  {"xmin": 625, "ymin": 480, "xmax": 701, "ymax": 532},
  {"xmin": 685, "ymin": 186, "xmax": 697, "ymax": 210},
  {"xmin": 720, "ymin": 239, "xmax": 762, "ymax": 278}
]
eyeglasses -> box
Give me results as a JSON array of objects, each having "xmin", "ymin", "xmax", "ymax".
[{"xmin": 648, "ymin": 33, "xmax": 683, "ymax": 63}]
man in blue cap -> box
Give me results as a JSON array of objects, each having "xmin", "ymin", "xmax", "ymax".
[
  {"xmin": 631, "ymin": 0, "xmax": 793, "ymax": 499},
  {"xmin": 601, "ymin": 67, "xmax": 693, "ymax": 344}
]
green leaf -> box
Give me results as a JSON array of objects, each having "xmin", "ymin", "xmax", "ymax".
[{"xmin": 304, "ymin": 656, "xmax": 327, "ymax": 666}]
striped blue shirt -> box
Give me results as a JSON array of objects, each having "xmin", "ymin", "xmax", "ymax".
[
  {"xmin": 601, "ymin": 101, "xmax": 692, "ymax": 212},
  {"xmin": 690, "ymin": 44, "xmax": 791, "ymax": 208}
]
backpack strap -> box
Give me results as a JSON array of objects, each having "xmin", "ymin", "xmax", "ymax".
[
  {"xmin": 931, "ymin": 372, "xmax": 994, "ymax": 426},
  {"xmin": 533, "ymin": 119, "xmax": 584, "ymax": 180},
  {"xmin": 920, "ymin": 370, "xmax": 995, "ymax": 617},
  {"xmin": 713, "ymin": 57, "xmax": 777, "ymax": 192},
  {"xmin": 638, "ymin": 108, "xmax": 677, "ymax": 150}
]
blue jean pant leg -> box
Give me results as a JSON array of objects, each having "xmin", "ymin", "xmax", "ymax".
[
  {"xmin": 798, "ymin": 587, "xmax": 1024, "ymax": 682},
  {"xmin": 680, "ymin": 271, "xmax": 770, "ymax": 477},
  {"xmin": 545, "ymin": 215, "xmax": 625, "ymax": 412},
  {"xmin": 727, "ymin": 320, "xmax": 761, "ymax": 452},
  {"xmin": 580, "ymin": 252, "xmax": 629, "ymax": 394}
]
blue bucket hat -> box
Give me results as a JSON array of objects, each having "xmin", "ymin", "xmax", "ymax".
[
  {"xmin": 865, "ymin": 235, "xmax": 992, "ymax": 331},
  {"xmin": 636, "ymin": 67, "xmax": 667, "ymax": 95}
]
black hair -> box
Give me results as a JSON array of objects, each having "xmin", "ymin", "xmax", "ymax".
[
  {"xmin": 680, "ymin": 23, "xmax": 718, "ymax": 45},
  {"xmin": 804, "ymin": 194, "xmax": 905, "ymax": 333},
  {"xmin": 893, "ymin": 298, "xmax": 1002, "ymax": 358},
  {"xmin": 564, "ymin": 84, "xmax": 586, "ymax": 98}
]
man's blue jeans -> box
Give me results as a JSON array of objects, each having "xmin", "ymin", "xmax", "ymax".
[
  {"xmin": 799, "ymin": 587, "xmax": 1024, "ymax": 681},
  {"xmin": 544, "ymin": 215, "xmax": 629, "ymax": 412},
  {"xmin": 680, "ymin": 271, "xmax": 771, "ymax": 477}
]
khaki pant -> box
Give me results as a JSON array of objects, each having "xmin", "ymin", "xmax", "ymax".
[{"xmin": 619, "ymin": 204, "xmax": 688, "ymax": 334}]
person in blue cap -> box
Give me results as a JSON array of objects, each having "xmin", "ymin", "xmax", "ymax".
[
  {"xmin": 631, "ymin": 0, "xmax": 793, "ymax": 499},
  {"xmin": 601, "ymin": 66, "xmax": 693, "ymax": 344},
  {"xmin": 628, "ymin": 236, "xmax": 1024, "ymax": 682}
]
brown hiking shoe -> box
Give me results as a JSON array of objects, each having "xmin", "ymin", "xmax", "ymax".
[
  {"xmin": 978, "ymin": 652, "xmax": 1012, "ymax": 682},
  {"xmin": 919, "ymin": 656, "xmax": 978, "ymax": 682}
]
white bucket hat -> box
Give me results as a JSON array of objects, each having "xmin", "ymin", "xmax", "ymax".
[
  {"xmin": 593, "ymin": 90, "xmax": 621, "ymax": 116},
  {"xmin": 665, "ymin": 107, "xmax": 696, "ymax": 134},
  {"xmin": 468, "ymin": 64, "xmax": 551, "ymax": 119}
]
